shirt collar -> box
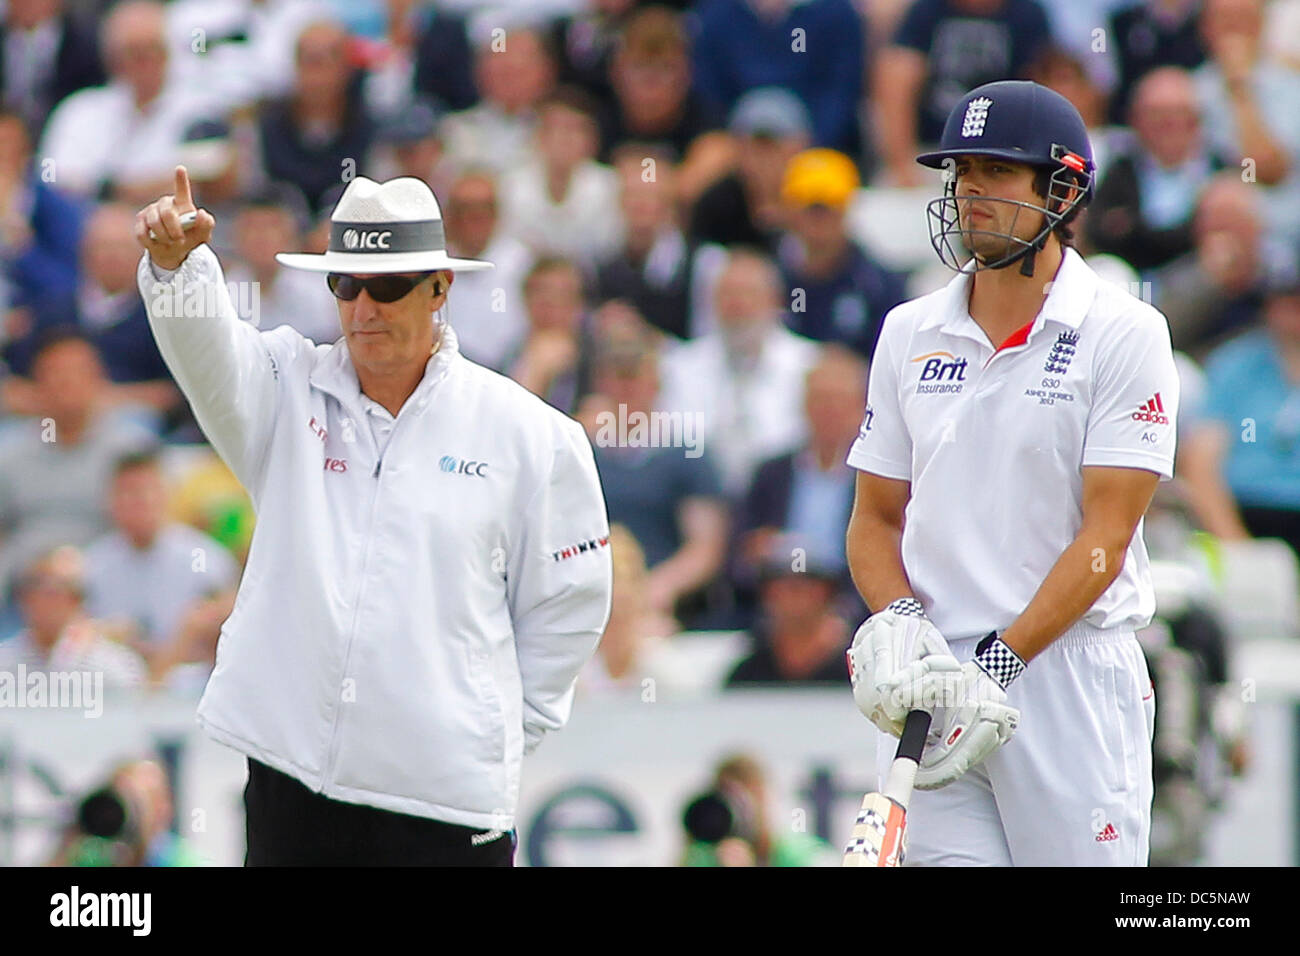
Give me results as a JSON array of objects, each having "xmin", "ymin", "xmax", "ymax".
[
  {"xmin": 309, "ymin": 321, "xmax": 462, "ymax": 413},
  {"xmin": 917, "ymin": 247, "xmax": 1097, "ymax": 335},
  {"xmin": 1038, "ymin": 248, "xmax": 1097, "ymax": 330}
]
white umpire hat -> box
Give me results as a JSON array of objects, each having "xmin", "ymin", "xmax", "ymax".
[{"xmin": 275, "ymin": 176, "xmax": 494, "ymax": 274}]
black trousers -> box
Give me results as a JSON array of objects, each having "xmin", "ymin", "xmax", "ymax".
[{"xmin": 243, "ymin": 759, "xmax": 514, "ymax": 866}]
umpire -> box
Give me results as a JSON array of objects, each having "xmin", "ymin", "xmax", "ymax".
[{"xmin": 135, "ymin": 168, "xmax": 613, "ymax": 866}]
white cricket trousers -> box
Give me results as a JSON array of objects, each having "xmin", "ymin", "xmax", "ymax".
[{"xmin": 879, "ymin": 621, "xmax": 1157, "ymax": 866}]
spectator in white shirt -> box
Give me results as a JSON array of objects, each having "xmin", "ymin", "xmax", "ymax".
[
  {"xmin": 38, "ymin": 0, "xmax": 224, "ymax": 204},
  {"xmin": 658, "ymin": 247, "xmax": 819, "ymax": 499},
  {"xmin": 165, "ymin": 0, "xmax": 333, "ymax": 115},
  {"xmin": 500, "ymin": 85, "xmax": 623, "ymax": 268},
  {"xmin": 1193, "ymin": 0, "xmax": 1300, "ymax": 248},
  {"xmin": 439, "ymin": 23, "xmax": 556, "ymax": 174},
  {"xmin": 0, "ymin": 546, "xmax": 146, "ymax": 689},
  {"xmin": 83, "ymin": 450, "xmax": 239, "ymax": 669},
  {"xmin": 440, "ymin": 167, "xmax": 533, "ymax": 370}
]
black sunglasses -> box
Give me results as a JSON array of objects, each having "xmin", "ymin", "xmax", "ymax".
[{"xmin": 326, "ymin": 272, "xmax": 435, "ymax": 303}]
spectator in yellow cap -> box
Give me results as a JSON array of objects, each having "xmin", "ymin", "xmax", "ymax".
[{"xmin": 776, "ymin": 149, "xmax": 909, "ymax": 360}]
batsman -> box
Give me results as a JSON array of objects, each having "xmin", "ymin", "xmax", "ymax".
[{"xmin": 845, "ymin": 81, "xmax": 1179, "ymax": 866}]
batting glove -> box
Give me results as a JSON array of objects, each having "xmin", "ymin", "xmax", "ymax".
[
  {"xmin": 901, "ymin": 633, "xmax": 1025, "ymax": 790},
  {"xmin": 847, "ymin": 598, "xmax": 952, "ymax": 737}
]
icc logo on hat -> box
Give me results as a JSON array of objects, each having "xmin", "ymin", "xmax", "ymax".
[
  {"xmin": 341, "ymin": 228, "xmax": 393, "ymax": 250},
  {"xmin": 275, "ymin": 177, "xmax": 494, "ymax": 273}
]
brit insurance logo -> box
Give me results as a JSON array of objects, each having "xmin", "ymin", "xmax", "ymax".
[
  {"xmin": 961, "ymin": 97, "xmax": 993, "ymax": 138},
  {"xmin": 911, "ymin": 351, "xmax": 968, "ymax": 394}
]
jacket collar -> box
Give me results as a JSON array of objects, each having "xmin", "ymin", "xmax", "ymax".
[
  {"xmin": 309, "ymin": 321, "xmax": 463, "ymax": 415},
  {"xmin": 917, "ymin": 247, "xmax": 1097, "ymax": 335}
]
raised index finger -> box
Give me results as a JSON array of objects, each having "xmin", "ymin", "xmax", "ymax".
[{"xmin": 173, "ymin": 165, "xmax": 194, "ymax": 211}]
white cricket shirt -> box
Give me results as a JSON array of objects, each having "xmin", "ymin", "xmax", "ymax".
[{"xmin": 847, "ymin": 249, "xmax": 1179, "ymax": 639}]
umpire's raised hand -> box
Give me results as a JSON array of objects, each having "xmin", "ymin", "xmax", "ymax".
[{"xmin": 134, "ymin": 165, "xmax": 216, "ymax": 271}]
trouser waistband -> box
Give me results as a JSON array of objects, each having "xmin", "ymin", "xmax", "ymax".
[{"xmin": 952, "ymin": 619, "xmax": 1136, "ymax": 649}]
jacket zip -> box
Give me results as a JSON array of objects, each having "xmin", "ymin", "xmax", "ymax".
[
  {"xmin": 322, "ymin": 426, "xmax": 388, "ymax": 788},
  {"xmin": 317, "ymin": 361, "xmax": 450, "ymax": 790}
]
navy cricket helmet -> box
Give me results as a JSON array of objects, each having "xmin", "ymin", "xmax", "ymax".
[{"xmin": 917, "ymin": 80, "xmax": 1095, "ymax": 277}]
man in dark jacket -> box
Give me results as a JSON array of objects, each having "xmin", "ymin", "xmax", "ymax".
[
  {"xmin": 726, "ymin": 538, "xmax": 849, "ymax": 686},
  {"xmin": 0, "ymin": 0, "xmax": 106, "ymax": 134},
  {"xmin": 1088, "ymin": 67, "xmax": 1225, "ymax": 272}
]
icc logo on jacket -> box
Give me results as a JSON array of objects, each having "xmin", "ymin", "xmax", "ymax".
[{"xmin": 440, "ymin": 456, "xmax": 488, "ymax": 477}]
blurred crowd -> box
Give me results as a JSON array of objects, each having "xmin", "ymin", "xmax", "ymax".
[{"xmin": 1, "ymin": 0, "xmax": 1298, "ymax": 865}]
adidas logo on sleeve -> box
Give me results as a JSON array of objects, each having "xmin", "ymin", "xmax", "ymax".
[{"xmin": 1131, "ymin": 393, "xmax": 1169, "ymax": 425}]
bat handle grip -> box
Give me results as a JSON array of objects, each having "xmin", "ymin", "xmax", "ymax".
[{"xmin": 897, "ymin": 709, "xmax": 932, "ymax": 764}]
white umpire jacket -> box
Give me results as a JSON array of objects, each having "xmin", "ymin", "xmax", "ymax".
[{"xmin": 137, "ymin": 245, "xmax": 613, "ymax": 829}]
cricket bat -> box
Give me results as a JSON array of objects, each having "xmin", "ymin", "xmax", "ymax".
[{"xmin": 842, "ymin": 709, "xmax": 931, "ymax": 867}]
